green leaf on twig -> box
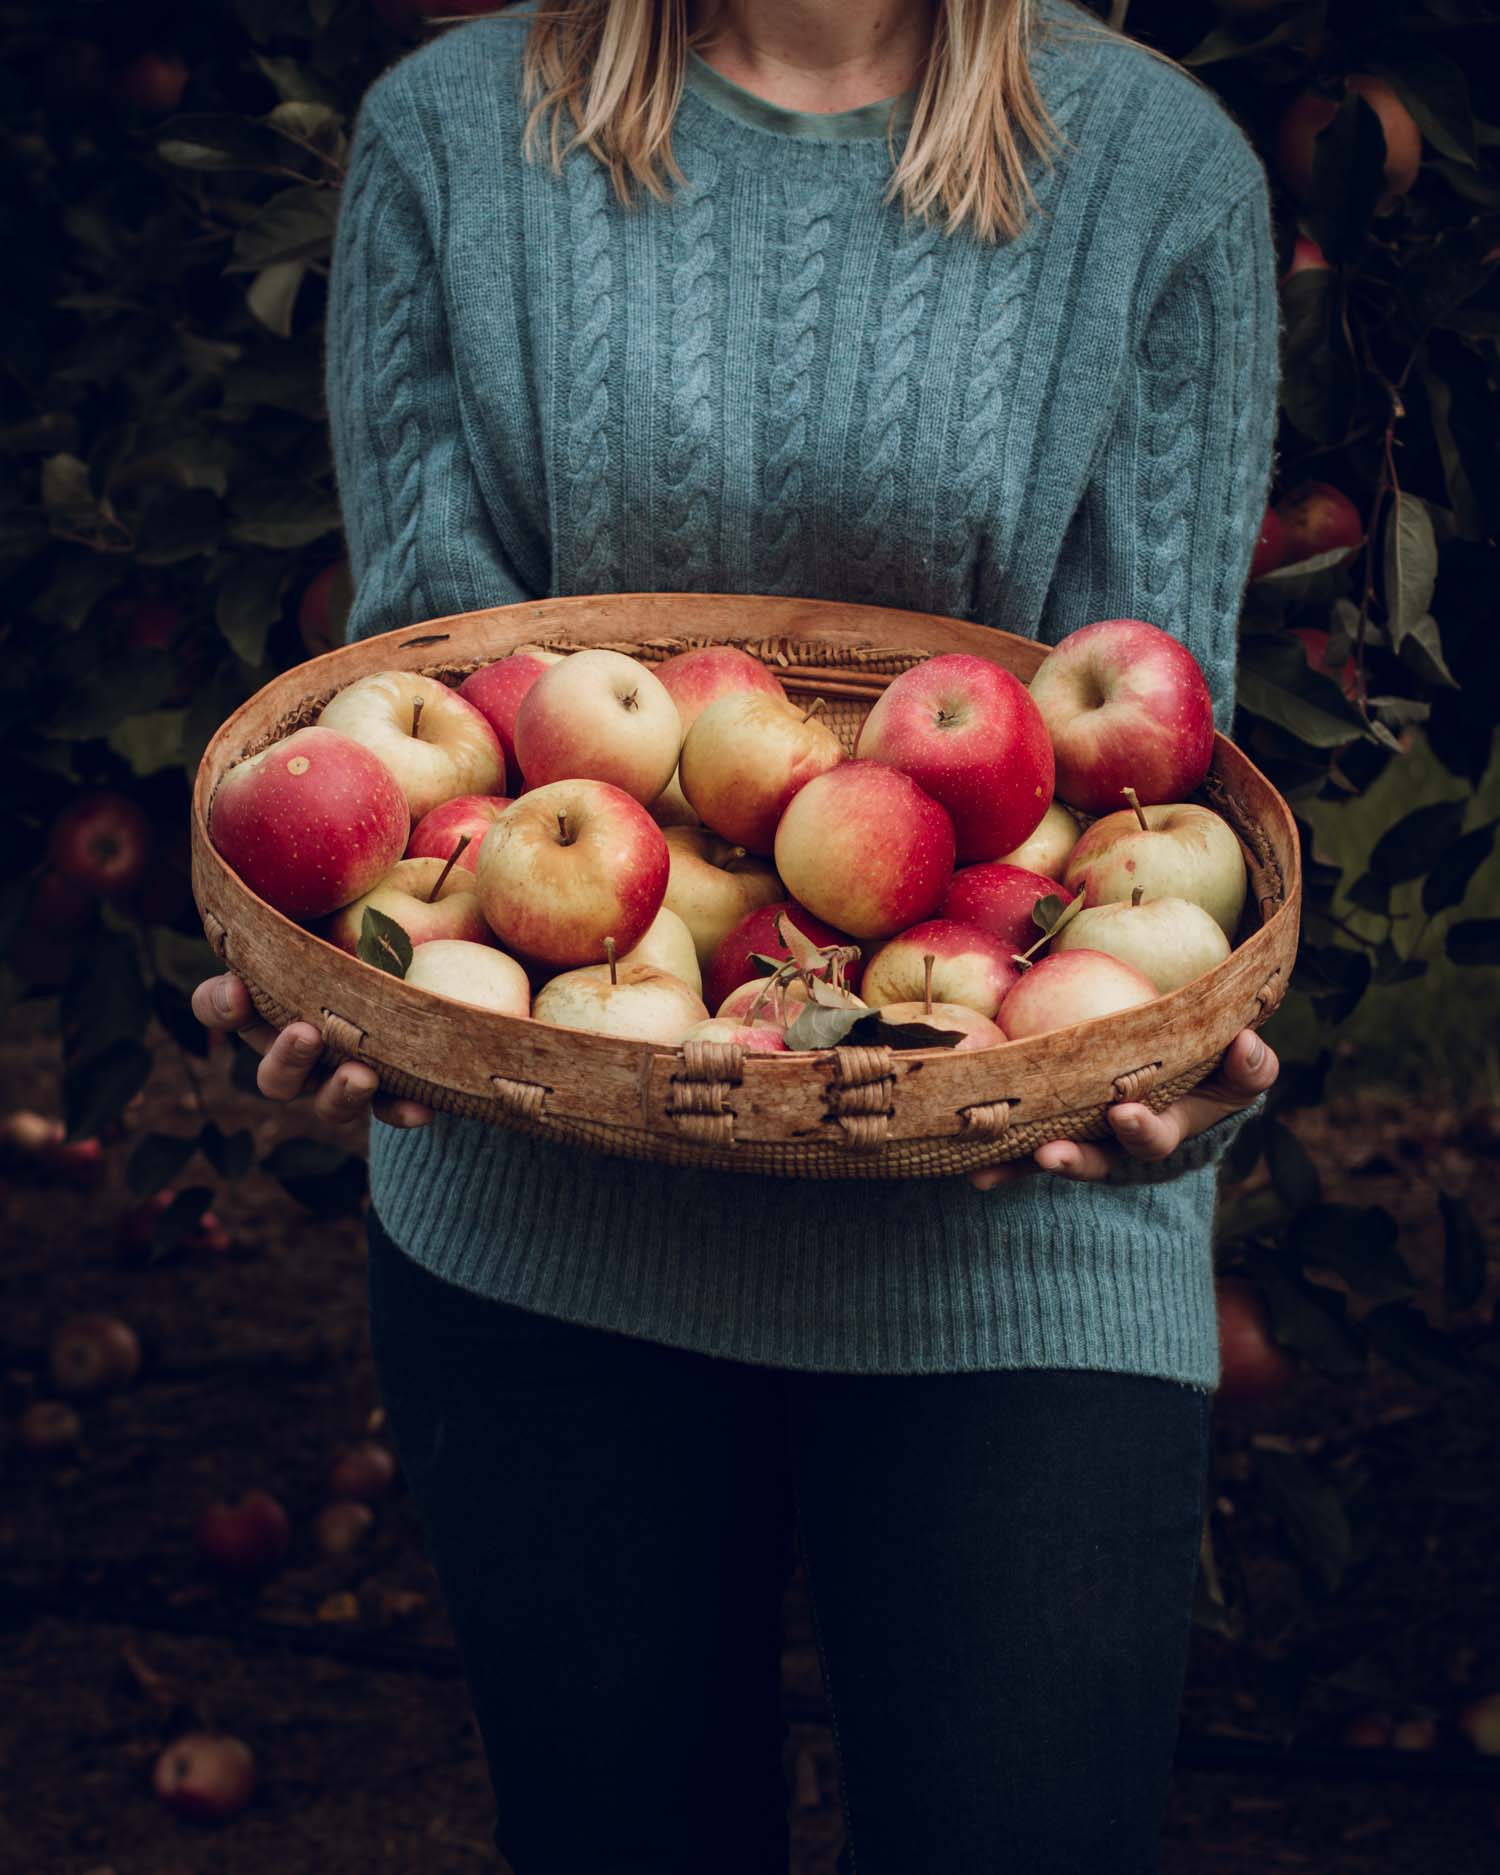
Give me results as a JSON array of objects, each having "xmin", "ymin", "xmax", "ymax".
[{"xmin": 358, "ymin": 908, "xmax": 412, "ymax": 979}]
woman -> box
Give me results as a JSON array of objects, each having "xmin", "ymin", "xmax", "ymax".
[{"xmin": 194, "ymin": 0, "xmax": 1282, "ymax": 1865}]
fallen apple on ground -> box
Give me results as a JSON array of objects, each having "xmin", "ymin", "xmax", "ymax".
[
  {"xmin": 210, "ymin": 726, "xmax": 409, "ymax": 920},
  {"xmin": 153, "ymin": 1732, "xmax": 256, "ymax": 1823},
  {"xmin": 1050, "ymin": 889, "xmax": 1231, "ymax": 993},
  {"xmin": 475, "ymin": 779, "xmax": 669, "ymax": 967},
  {"xmin": 49, "ymin": 1314, "xmax": 141, "ymax": 1396},
  {"xmin": 514, "ymin": 648, "xmax": 681, "ymax": 803},
  {"xmin": 855, "ymin": 651, "xmax": 1054, "ymax": 861},
  {"xmin": 1063, "ymin": 789, "xmax": 1247, "ymax": 940},
  {"xmin": 319, "ymin": 670, "xmax": 505, "ymax": 819},
  {"xmin": 1215, "ymin": 1277, "xmax": 1294, "ymax": 1405},
  {"xmin": 19, "ymin": 1400, "xmax": 84, "ymax": 1456},
  {"xmin": 327, "ymin": 1442, "xmax": 398, "ymax": 1502},
  {"xmin": 195, "ymin": 1490, "xmax": 291, "ymax": 1579},
  {"xmin": 1026, "ymin": 618, "xmax": 1215, "ymax": 813}
]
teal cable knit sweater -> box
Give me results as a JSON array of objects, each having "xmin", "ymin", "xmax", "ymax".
[{"xmin": 325, "ymin": 0, "xmax": 1280, "ymax": 1387}]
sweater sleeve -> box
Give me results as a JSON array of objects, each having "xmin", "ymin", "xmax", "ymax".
[
  {"xmin": 1040, "ymin": 172, "xmax": 1280, "ymax": 1186},
  {"xmin": 324, "ymin": 102, "xmax": 540, "ymax": 646}
]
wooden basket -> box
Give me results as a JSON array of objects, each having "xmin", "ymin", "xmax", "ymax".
[{"xmin": 190, "ymin": 593, "xmax": 1301, "ymax": 1179}]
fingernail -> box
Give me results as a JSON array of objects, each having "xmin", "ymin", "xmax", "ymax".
[
  {"xmin": 213, "ymin": 979, "xmax": 234, "ymax": 1016},
  {"xmin": 1117, "ymin": 1113, "xmax": 1144, "ymax": 1135},
  {"xmin": 292, "ymin": 1033, "xmax": 319, "ymax": 1058},
  {"xmin": 1247, "ymin": 1037, "xmax": 1266, "ymax": 1069}
]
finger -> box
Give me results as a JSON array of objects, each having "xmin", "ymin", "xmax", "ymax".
[
  {"xmin": 1033, "ymin": 1138, "xmax": 1116, "ymax": 1181},
  {"xmin": 968, "ymin": 1160, "xmax": 1034, "ymax": 1192},
  {"xmin": 191, "ymin": 975, "xmax": 280, "ymax": 1055},
  {"xmin": 372, "ymin": 1096, "xmax": 436, "ymax": 1130},
  {"xmin": 311, "ymin": 1061, "xmax": 381, "ymax": 1127},
  {"xmin": 1107, "ymin": 1101, "xmax": 1186, "ymax": 1162},
  {"xmin": 1167, "ymin": 1031, "xmax": 1282, "ymax": 1141},
  {"xmin": 256, "ymin": 1023, "xmax": 326, "ymax": 1102}
]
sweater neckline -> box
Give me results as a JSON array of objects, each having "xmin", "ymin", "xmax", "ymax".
[{"xmin": 683, "ymin": 49, "xmax": 916, "ymax": 146}]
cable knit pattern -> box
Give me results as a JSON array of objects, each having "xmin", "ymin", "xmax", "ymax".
[
  {"xmin": 325, "ymin": 0, "xmax": 1282, "ymax": 1385},
  {"xmin": 562, "ymin": 153, "xmax": 617, "ymax": 592},
  {"xmin": 657, "ymin": 178, "xmax": 719, "ymax": 586},
  {"xmin": 759, "ymin": 186, "xmax": 838, "ymax": 592}
]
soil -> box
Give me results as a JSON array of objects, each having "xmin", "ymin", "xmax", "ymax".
[{"xmin": 2, "ymin": 1025, "xmax": 1498, "ymax": 1872}]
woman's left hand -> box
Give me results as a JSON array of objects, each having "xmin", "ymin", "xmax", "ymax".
[{"xmin": 968, "ymin": 1028, "xmax": 1278, "ymax": 1192}]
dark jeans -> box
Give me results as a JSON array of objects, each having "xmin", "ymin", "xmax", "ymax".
[{"xmin": 366, "ymin": 1210, "xmax": 1209, "ymax": 1875}]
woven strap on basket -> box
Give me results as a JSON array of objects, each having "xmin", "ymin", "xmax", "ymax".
[
  {"xmin": 321, "ymin": 1010, "xmax": 368, "ymax": 1059},
  {"xmin": 959, "ymin": 1099, "xmax": 1017, "ymax": 1138},
  {"xmin": 203, "ymin": 910, "xmax": 230, "ymax": 966},
  {"xmin": 667, "ymin": 1039, "xmax": 742, "ymax": 1145},
  {"xmin": 829, "ymin": 1046, "xmax": 896, "ymax": 1149},
  {"xmin": 1111, "ymin": 1061, "xmax": 1162, "ymax": 1103},
  {"xmin": 1253, "ymin": 969, "xmax": 1285, "ymax": 1018},
  {"xmin": 490, "ymin": 1074, "xmax": 549, "ymax": 1120}
]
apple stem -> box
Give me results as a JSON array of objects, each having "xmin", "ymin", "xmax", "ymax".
[
  {"xmin": 556, "ymin": 810, "xmax": 574, "ymax": 847},
  {"xmin": 1131, "ymin": 885, "xmax": 1144, "ymax": 907},
  {"xmin": 1122, "ymin": 785, "xmax": 1150, "ymax": 832},
  {"xmin": 604, "ymin": 936, "xmax": 618, "ymax": 985},
  {"xmin": 427, "ymin": 835, "xmax": 471, "ymax": 902},
  {"xmin": 804, "ymin": 697, "xmax": 828, "ymax": 720},
  {"xmin": 411, "ymin": 697, "xmax": 424, "ymax": 741},
  {"xmin": 922, "ymin": 953, "xmax": 935, "ymax": 1016}
]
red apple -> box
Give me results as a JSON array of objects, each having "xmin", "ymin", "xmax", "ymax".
[
  {"xmin": 210, "ymin": 726, "xmax": 409, "ymax": 920},
  {"xmin": 940, "ymin": 862, "xmax": 1071, "ymax": 956},
  {"xmin": 313, "ymin": 1500, "xmax": 376, "ymax": 1557},
  {"xmin": 714, "ymin": 976, "xmax": 823, "ymax": 1029},
  {"xmin": 402, "ymin": 939, "xmax": 531, "ymax": 1015},
  {"xmin": 1290, "ymin": 626, "xmax": 1360, "ymax": 701},
  {"xmin": 533, "ymin": 960, "xmax": 708, "ymax": 1043},
  {"xmin": 1215, "ymin": 1277, "xmax": 1294, "ymax": 1405},
  {"xmin": 323, "ymin": 856, "xmax": 490, "ymax": 955},
  {"xmin": 703, "ymin": 900, "xmax": 860, "ymax": 1016},
  {"xmin": 773, "ymin": 762, "xmax": 956, "ymax": 941},
  {"xmin": 1063, "ymin": 798, "xmax": 1247, "ymax": 940},
  {"xmin": 474, "ymin": 780, "xmax": 669, "ymax": 968},
  {"xmin": 653, "ymin": 645, "xmax": 786, "ymax": 730},
  {"xmin": 327, "ymin": 1441, "xmax": 398, "ymax": 1502},
  {"xmin": 112, "ymin": 50, "xmax": 189, "ymax": 114},
  {"xmin": 405, "ymin": 794, "xmax": 514, "ymax": 870},
  {"xmin": 195, "ymin": 1490, "xmax": 291, "ymax": 1579},
  {"xmin": 681, "ymin": 1018, "xmax": 789, "ymax": 1052},
  {"xmin": 297, "ymin": 562, "xmax": 345, "ymax": 658},
  {"xmin": 996, "ymin": 949, "xmax": 1159, "ymax": 1040},
  {"xmin": 1250, "ymin": 506, "xmax": 1287, "ymax": 579},
  {"xmin": 1276, "ymin": 76, "xmax": 1422, "ymax": 214},
  {"xmin": 1282, "ymin": 234, "xmax": 1331, "ymax": 283},
  {"xmin": 861, "ymin": 920, "xmax": 1021, "ymax": 1018},
  {"xmin": 855, "ymin": 653, "xmax": 1054, "ymax": 861},
  {"xmin": 874, "ymin": 1002, "xmax": 1005, "ymax": 1050},
  {"xmin": 1026, "ymin": 620, "xmax": 1215, "ymax": 814},
  {"xmin": 19, "ymin": 1400, "xmax": 83, "ymax": 1456},
  {"xmin": 1274, "ymin": 481, "xmax": 1365, "ymax": 566},
  {"xmin": 319, "ymin": 671, "xmax": 505, "ymax": 820},
  {"xmin": 458, "ymin": 646, "xmax": 565, "ymax": 792},
  {"xmin": 49, "ymin": 1314, "xmax": 141, "ymax": 1396},
  {"xmin": 153, "ymin": 1732, "xmax": 256, "ymax": 1823},
  {"xmin": 513, "ymin": 649, "xmax": 681, "ymax": 804},
  {"xmin": 679, "ymin": 692, "xmax": 846, "ymax": 853},
  {"xmin": 49, "ymin": 792, "xmax": 151, "ymax": 897},
  {"xmin": 1459, "ymin": 1693, "xmax": 1500, "ymax": 1757}
]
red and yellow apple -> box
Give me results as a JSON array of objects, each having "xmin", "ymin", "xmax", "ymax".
[
  {"xmin": 194, "ymin": 1490, "xmax": 291, "ymax": 1579},
  {"xmin": 513, "ymin": 648, "xmax": 681, "ymax": 803},
  {"xmin": 327, "ymin": 1442, "xmax": 398, "ymax": 1502},
  {"xmin": 50, "ymin": 792, "xmax": 152, "ymax": 897},
  {"xmin": 1275, "ymin": 75, "xmax": 1421, "ymax": 214},
  {"xmin": 876, "ymin": 1002, "xmax": 1005, "ymax": 1050},
  {"xmin": 662, "ymin": 826, "xmax": 783, "ymax": 970},
  {"xmin": 679, "ymin": 692, "xmax": 845, "ymax": 853},
  {"xmin": 1274, "ymin": 481, "xmax": 1365, "ymax": 566},
  {"xmin": 1027, "ymin": 619, "xmax": 1216, "ymax": 813},
  {"xmin": 994, "ymin": 801, "xmax": 1081, "ymax": 879},
  {"xmin": 458, "ymin": 646, "xmax": 565, "ymax": 791},
  {"xmin": 940, "ymin": 862, "xmax": 1071, "ymax": 956},
  {"xmin": 1250, "ymin": 506, "xmax": 1287, "ymax": 579},
  {"xmin": 1063, "ymin": 799, "xmax": 1247, "ymax": 940},
  {"xmin": 703, "ymin": 900, "xmax": 859, "ymax": 1015},
  {"xmin": 474, "ymin": 779, "xmax": 669, "ymax": 968},
  {"xmin": 1050, "ymin": 893, "xmax": 1231, "ymax": 992},
  {"xmin": 153, "ymin": 1733, "xmax": 256, "ymax": 1824},
  {"xmin": 619, "ymin": 905, "xmax": 702, "ymax": 994},
  {"xmin": 49, "ymin": 1313, "xmax": 141, "ymax": 1396},
  {"xmin": 323, "ymin": 856, "xmax": 490, "ymax": 954},
  {"xmin": 682, "ymin": 1017, "xmax": 789, "ymax": 1052},
  {"xmin": 405, "ymin": 794, "xmax": 513, "ymax": 870},
  {"xmin": 855, "ymin": 652, "xmax": 1054, "ymax": 861},
  {"xmin": 773, "ymin": 762, "xmax": 956, "ymax": 940},
  {"xmin": 318, "ymin": 671, "xmax": 505, "ymax": 819},
  {"xmin": 533, "ymin": 960, "xmax": 708, "ymax": 1043},
  {"xmin": 861, "ymin": 920, "xmax": 1020, "ymax": 1018},
  {"xmin": 996, "ymin": 949, "xmax": 1159, "ymax": 1040},
  {"xmin": 653, "ymin": 644, "xmax": 785, "ymax": 728}
]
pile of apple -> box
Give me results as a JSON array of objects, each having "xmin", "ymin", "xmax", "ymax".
[{"xmin": 208, "ymin": 617, "xmax": 1250, "ymax": 1056}]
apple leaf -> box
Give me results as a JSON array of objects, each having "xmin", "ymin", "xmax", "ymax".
[
  {"xmin": 774, "ymin": 910, "xmax": 831, "ymax": 976},
  {"xmin": 126, "ymin": 1130, "xmax": 198, "ymax": 1198},
  {"xmin": 1382, "ymin": 489, "xmax": 1439, "ymax": 655},
  {"xmin": 1368, "ymin": 798, "xmax": 1468, "ymax": 884},
  {"xmin": 261, "ymin": 1138, "xmax": 367, "ymax": 1216},
  {"xmin": 64, "ymin": 1038, "xmax": 152, "ymax": 1142},
  {"xmin": 1287, "ymin": 1203, "xmax": 1414, "ymax": 1305},
  {"xmin": 198, "ymin": 1121, "xmax": 255, "ymax": 1181},
  {"xmin": 873, "ymin": 1015, "xmax": 964, "ymax": 1051},
  {"xmin": 783, "ymin": 1003, "xmax": 869, "ymax": 1051},
  {"xmin": 1446, "ymin": 919, "xmax": 1500, "ymax": 967},
  {"xmin": 358, "ymin": 908, "xmax": 412, "ymax": 979},
  {"xmin": 1033, "ymin": 890, "xmax": 1085, "ymax": 941},
  {"xmin": 1236, "ymin": 637, "xmax": 1365, "ymax": 750},
  {"xmin": 1422, "ymin": 819, "xmax": 1497, "ymax": 914}
]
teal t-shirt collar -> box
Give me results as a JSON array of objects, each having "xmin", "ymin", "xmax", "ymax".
[{"xmin": 683, "ymin": 47, "xmax": 916, "ymax": 143}]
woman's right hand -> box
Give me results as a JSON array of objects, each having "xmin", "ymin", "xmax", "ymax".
[{"xmin": 190, "ymin": 974, "xmax": 433, "ymax": 1130}]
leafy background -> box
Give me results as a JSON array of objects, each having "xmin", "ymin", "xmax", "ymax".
[{"xmin": 1, "ymin": 0, "xmax": 1498, "ymax": 1757}]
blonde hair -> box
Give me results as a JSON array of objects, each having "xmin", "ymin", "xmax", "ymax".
[{"xmin": 444, "ymin": 1, "xmax": 1135, "ymax": 242}]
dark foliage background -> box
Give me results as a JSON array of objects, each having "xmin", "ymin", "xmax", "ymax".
[{"xmin": 1, "ymin": 0, "xmax": 1498, "ymax": 1738}]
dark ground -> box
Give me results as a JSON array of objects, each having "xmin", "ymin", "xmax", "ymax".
[{"xmin": 3, "ymin": 1023, "xmax": 1498, "ymax": 1873}]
